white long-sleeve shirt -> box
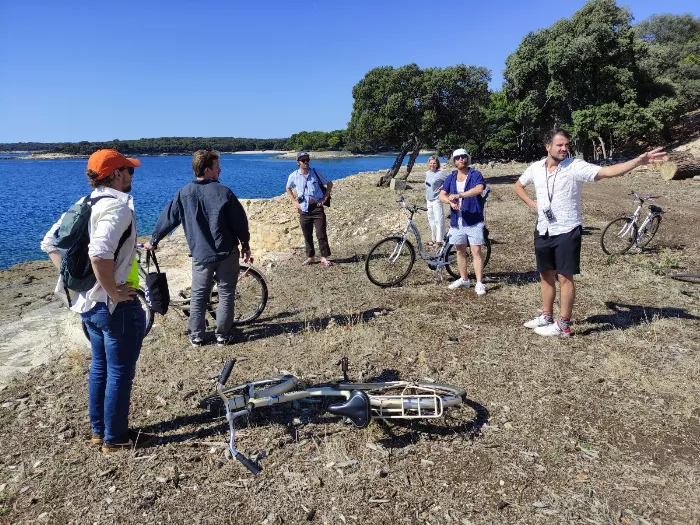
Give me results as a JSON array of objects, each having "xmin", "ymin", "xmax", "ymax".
[{"xmin": 41, "ymin": 187, "xmax": 137, "ymax": 314}]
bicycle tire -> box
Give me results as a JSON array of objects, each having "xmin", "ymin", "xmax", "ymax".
[
  {"xmin": 444, "ymin": 239, "xmax": 492, "ymax": 280},
  {"xmin": 206, "ymin": 265, "xmax": 269, "ymax": 325},
  {"xmin": 669, "ymin": 273, "xmax": 700, "ymax": 284},
  {"xmin": 199, "ymin": 374, "xmax": 298, "ymax": 413},
  {"xmin": 601, "ymin": 217, "xmax": 637, "ymax": 255},
  {"xmin": 336, "ymin": 380, "xmax": 465, "ymax": 414},
  {"xmin": 82, "ymin": 288, "xmax": 154, "ymax": 341},
  {"xmin": 365, "ymin": 236, "xmax": 416, "ymax": 287},
  {"xmin": 637, "ymin": 215, "xmax": 662, "ymax": 249}
]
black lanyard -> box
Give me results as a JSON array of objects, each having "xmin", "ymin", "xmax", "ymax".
[{"xmin": 546, "ymin": 164, "xmax": 560, "ymax": 205}]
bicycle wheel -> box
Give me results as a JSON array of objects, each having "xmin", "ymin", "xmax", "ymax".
[
  {"xmin": 338, "ymin": 381, "xmax": 464, "ymax": 417},
  {"xmin": 82, "ymin": 289, "xmax": 154, "ymax": 341},
  {"xmin": 637, "ymin": 215, "xmax": 662, "ymax": 249},
  {"xmin": 207, "ymin": 265, "xmax": 269, "ymax": 325},
  {"xmin": 443, "ymin": 238, "xmax": 491, "ymax": 280},
  {"xmin": 365, "ymin": 236, "xmax": 416, "ymax": 287},
  {"xmin": 670, "ymin": 274, "xmax": 700, "ymax": 284},
  {"xmin": 199, "ymin": 374, "xmax": 298, "ymax": 413},
  {"xmin": 601, "ymin": 217, "xmax": 637, "ymax": 255}
]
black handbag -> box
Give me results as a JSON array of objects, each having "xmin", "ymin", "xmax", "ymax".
[{"xmin": 145, "ymin": 251, "xmax": 170, "ymax": 315}]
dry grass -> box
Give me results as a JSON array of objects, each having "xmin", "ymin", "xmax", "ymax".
[{"xmin": 0, "ymin": 160, "xmax": 699, "ymax": 524}]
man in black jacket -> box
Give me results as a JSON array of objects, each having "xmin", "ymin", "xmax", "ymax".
[{"xmin": 145, "ymin": 150, "xmax": 252, "ymax": 346}]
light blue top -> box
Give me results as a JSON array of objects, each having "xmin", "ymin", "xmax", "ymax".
[
  {"xmin": 425, "ymin": 169, "xmax": 446, "ymax": 201},
  {"xmin": 286, "ymin": 168, "xmax": 330, "ymax": 212}
]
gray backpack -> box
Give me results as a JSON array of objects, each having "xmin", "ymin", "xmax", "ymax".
[{"xmin": 54, "ymin": 195, "xmax": 131, "ymax": 303}]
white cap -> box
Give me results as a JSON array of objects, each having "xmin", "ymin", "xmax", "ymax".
[{"xmin": 452, "ymin": 148, "xmax": 469, "ymax": 160}]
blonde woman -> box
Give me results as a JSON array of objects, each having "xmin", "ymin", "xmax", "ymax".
[{"xmin": 425, "ymin": 155, "xmax": 447, "ymax": 246}]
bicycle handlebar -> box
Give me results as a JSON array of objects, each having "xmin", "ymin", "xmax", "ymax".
[
  {"xmin": 630, "ymin": 191, "xmax": 659, "ymax": 202},
  {"xmin": 218, "ymin": 359, "xmax": 236, "ymax": 387},
  {"xmin": 234, "ymin": 451, "xmax": 261, "ymax": 475}
]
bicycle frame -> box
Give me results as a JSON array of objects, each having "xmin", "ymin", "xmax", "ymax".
[
  {"xmin": 214, "ymin": 357, "xmax": 455, "ymax": 474},
  {"xmin": 613, "ymin": 192, "xmax": 662, "ymax": 246},
  {"xmin": 397, "ymin": 202, "xmax": 451, "ymax": 270}
]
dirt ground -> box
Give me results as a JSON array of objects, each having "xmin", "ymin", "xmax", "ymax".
[{"xmin": 0, "ymin": 154, "xmax": 699, "ymax": 524}]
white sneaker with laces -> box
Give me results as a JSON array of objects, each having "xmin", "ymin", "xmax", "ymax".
[
  {"xmin": 534, "ymin": 322, "xmax": 570, "ymax": 337},
  {"xmin": 475, "ymin": 282, "xmax": 486, "ymax": 296},
  {"xmin": 523, "ymin": 314, "xmax": 551, "ymax": 329},
  {"xmin": 448, "ymin": 278, "xmax": 471, "ymax": 290}
]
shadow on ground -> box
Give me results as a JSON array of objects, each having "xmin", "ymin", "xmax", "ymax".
[{"xmin": 579, "ymin": 301, "xmax": 700, "ymax": 335}]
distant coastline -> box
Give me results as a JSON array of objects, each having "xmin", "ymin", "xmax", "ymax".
[{"xmin": 1, "ymin": 149, "xmax": 436, "ymax": 161}]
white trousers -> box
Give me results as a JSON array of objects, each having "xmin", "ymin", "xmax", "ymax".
[{"xmin": 426, "ymin": 199, "xmax": 446, "ymax": 243}]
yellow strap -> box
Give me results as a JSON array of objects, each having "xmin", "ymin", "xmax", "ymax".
[{"xmin": 126, "ymin": 255, "xmax": 140, "ymax": 288}]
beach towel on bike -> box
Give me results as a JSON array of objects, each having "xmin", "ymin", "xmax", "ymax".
[{"xmin": 144, "ymin": 250, "xmax": 170, "ymax": 314}]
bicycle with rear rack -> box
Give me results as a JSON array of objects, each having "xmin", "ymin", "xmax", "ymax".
[
  {"xmin": 81, "ymin": 246, "xmax": 268, "ymax": 340},
  {"xmin": 364, "ymin": 191, "xmax": 492, "ymax": 287},
  {"xmin": 199, "ymin": 356, "xmax": 466, "ymax": 474},
  {"xmin": 600, "ymin": 191, "xmax": 665, "ymax": 255}
]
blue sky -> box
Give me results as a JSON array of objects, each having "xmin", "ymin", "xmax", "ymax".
[{"xmin": 1, "ymin": 0, "xmax": 698, "ymax": 143}]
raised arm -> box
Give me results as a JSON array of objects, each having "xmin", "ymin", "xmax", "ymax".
[{"xmin": 594, "ymin": 147, "xmax": 667, "ymax": 181}]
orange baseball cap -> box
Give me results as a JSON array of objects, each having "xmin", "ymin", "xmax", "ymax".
[{"xmin": 87, "ymin": 149, "xmax": 141, "ymax": 180}]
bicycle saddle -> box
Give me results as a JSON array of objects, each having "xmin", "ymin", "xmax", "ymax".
[
  {"xmin": 649, "ymin": 204, "xmax": 664, "ymax": 213},
  {"xmin": 328, "ymin": 390, "xmax": 370, "ymax": 428}
]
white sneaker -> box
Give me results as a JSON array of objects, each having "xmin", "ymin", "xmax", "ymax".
[
  {"xmin": 475, "ymin": 282, "xmax": 486, "ymax": 296},
  {"xmin": 448, "ymin": 278, "xmax": 471, "ymax": 290},
  {"xmin": 523, "ymin": 314, "xmax": 551, "ymax": 329},
  {"xmin": 534, "ymin": 322, "xmax": 570, "ymax": 338}
]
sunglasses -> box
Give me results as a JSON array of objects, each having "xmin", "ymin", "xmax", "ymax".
[
  {"xmin": 120, "ymin": 166, "xmax": 135, "ymax": 175},
  {"xmin": 298, "ymin": 158, "xmax": 310, "ymax": 163},
  {"xmin": 454, "ymin": 154, "xmax": 469, "ymax": 161}
]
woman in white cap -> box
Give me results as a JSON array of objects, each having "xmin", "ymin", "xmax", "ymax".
[
  {"xmin": 424, "ymin": 155, "xmax": 447, "ymax": 247},
  {"xmin": 439, "ymin": 148, "xmax": 487, "ymax": 295}
]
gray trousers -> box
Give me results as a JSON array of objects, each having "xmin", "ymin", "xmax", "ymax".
[{"xmin": 189, "ymin": 252, "xmax": 239, "ymax": 339}]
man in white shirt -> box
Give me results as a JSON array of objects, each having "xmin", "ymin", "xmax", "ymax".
[
  {"xmin": 41, "ymin": 149, "xmax": 154, "ymax": 452},
  {"xmin": 514, "ymin": 129, "xmax": 666, "ymax": 337}
]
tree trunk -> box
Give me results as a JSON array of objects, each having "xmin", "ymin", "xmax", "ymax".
[
  {"xmin": 398, "ymin": 139, "xmax": 422, "ymax": 180},
  {"xmin": 659, "ymin": 158, "xmax": 700, "ymax": 181},
  {"xmin": 377, "ymin": 142, "xmax": 411, "ymax": 186}
]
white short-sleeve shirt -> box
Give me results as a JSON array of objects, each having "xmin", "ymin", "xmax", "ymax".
[{"xmin": 518, "ymin": 158, "xmax": 600, "ymax": 235}]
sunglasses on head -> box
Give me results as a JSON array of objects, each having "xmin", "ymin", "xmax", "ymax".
[
  {"xmin": 454, "ymin": 154, "xmax": 469, "ymax": 161},
  {"xmin": 120, "ymin": 166, "xmax": 135, "ymax": 175},
  {"xmin": 298, "ymin": 158, "xmax": 310, "ymax": 163}
]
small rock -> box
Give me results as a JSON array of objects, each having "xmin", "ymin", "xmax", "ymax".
[
  {"xmin": 155, "ymin": 476, "xmax": 168, "ymax": 483},
  {"xmin": 108, "ymin": 485, "xmax": 116, "ymax": 493},
  {"xmin": 336, "ymin": 460, "xmax": 358, "ymax": 469},
  {"xmin": 420, "ymin": 459, "xmax": 435, "ymax": 467},
  {"xmin": 37, "ymin": 512, "xmax": 49, "ymax": 522}
]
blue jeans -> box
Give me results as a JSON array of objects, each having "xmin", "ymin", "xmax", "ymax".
[{"xmin": 81, "ymin": 298, "xmax": 146, "ymax": 443}]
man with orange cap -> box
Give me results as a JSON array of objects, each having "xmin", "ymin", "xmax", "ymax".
[{"xmin": 41, "ymin": 149, "xmax": 154, "ymax": 453}]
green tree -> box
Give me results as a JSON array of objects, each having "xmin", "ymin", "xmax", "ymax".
[
  {"xmin": 504, "ymin": 0, "xmax": 639, "ymax": 156},
  {"xmin": 635, "ymin": 14, "xmax": 700, "ymax": 112},
  {"xmin": 348, "ymin": 63, "xmax": 490, "ymax": 186}
]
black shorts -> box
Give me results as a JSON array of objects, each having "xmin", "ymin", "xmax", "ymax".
[{"xmin": 534, "ymin": 225, "xmax": 582, "ymax": 275}]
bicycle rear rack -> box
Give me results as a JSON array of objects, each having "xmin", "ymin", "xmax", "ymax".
[{"xmin": 370, "ymin": 385, "xmax": 444, "ymax": 419}]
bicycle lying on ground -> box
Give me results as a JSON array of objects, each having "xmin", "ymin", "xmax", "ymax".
[
  {"xmin": 669, "ymin": 274, "xmax": 700, "ymax": 284},
  {"xmin": 600, "ymin": 191, "xmax": 665, "ymax": 255},
  {"xmin": 364, "ymin": 193, "xmax": 492, "ymax": 287},
  {"xmin": 200, "ymin": 357, "xmax": 467, "ymax": 474},
  {"xmin": 81, "ymin": 246, "xmax": 268, "ymax": 340}
]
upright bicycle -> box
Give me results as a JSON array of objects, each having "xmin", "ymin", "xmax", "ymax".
[
  {"xmin": 200, "ymin": 357, "xmax": 466, "ymax": 474},
  {"xmin": 365, "ymin": 193, "xmax": 491, "ymax": 287},
  {"xmin": 600, "ymin": 191, "xmax": 664, "ymax": 255},
  {"xmin": 81, "ymin": 246, "xmax": 268, "ymax": 340}
]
